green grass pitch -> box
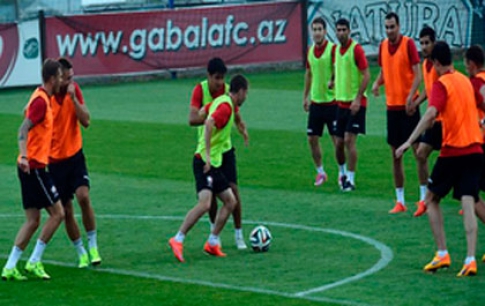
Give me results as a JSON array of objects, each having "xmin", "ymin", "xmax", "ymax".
[{"xmin": 0, "ymin": 64, "xmax": 484, "ymax": 306}]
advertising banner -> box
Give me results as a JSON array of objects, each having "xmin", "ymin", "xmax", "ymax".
[
  {"xmin": 308, "ymin": 0, "xmax": 474, "ymax": 55},
  {"xmin": 0, "ymin": 20, "xmax": 41, "ymax": 88},
  {"xmin": 45, "ymin": 1, "xmax": 303, "ymax": 76}
]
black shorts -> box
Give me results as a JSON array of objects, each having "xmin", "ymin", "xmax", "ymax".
[
  {"xmin": 428, "ymin": 153, "xmax": 483, "ymax": 202},
  {"xmin": 386, "ymin": 109, "xmax": 421, "ymax": 147},
  {"xmin": 334, "ymin": 106, "xmax": 366, "ymax": 138},
  {"xmin": 18, "ymin": 167, "xmax": 60, "ymax": 210},
  {"xmin": 480, "ymin": 145, "xmax": 485, "ymax": 191},
  {"xmin": 421, "ymin": 121, "xmax": 442, "ymax": 151},
  {"xmin": 221, "ymin": 147, "xmax": 237, "ymax": 184},
  {"xmin": 307, "ymin": 103, "xmax": 338, "ymax": 137},
  {"xmin": 193, "ymin": 156, "xmax": 230, "ymax": 194},
  {"xmin": 49, "ymin": 150, "xmax": 90, "ymax": 205}
]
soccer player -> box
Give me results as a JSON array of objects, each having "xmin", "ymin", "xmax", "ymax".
[
  {"xmin": 189, "ymin": 57, "xmax": 248, "ymax": 250},
  {"xmin": 465, "ymin": 45, "xmax": 485, "ymax": 231},
  {"xmin": 371, "ymin": 12, "xmax": 427, "ymax": 213},
  {"xmin": 303, "ymin": 17, "xmax": 338, "ymax": 186},
  {"xmin": 49, "ymin": 58, "xmax": 101, "ymax": 268},
  {"xmin": 410, "ymin": 27, "xmax": 440, "ymax": 217},
  {"xmin": 1, "ymin": 59, "xmax": 65, "ymax": 281},
  {"xmin": 169, "ymin": 75, "xmax": 249, "ymax": 262},
  {"xmin": 332, "ymin": 18, "xmax": 370, "ymax": 191},
  {"xmin": 396, "ymin": 41, "xmax": 483, "ymax": 277}
]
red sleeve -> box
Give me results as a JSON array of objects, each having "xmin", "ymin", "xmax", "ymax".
[
  {"xmin": 354, "ymin": 44, "xmax": 368, "ymax": 70},
  {"xmin": 470, "ymin": 77, "xmax": 485, "ymax": 106},
  {"xmin": 211, "ymin": 103, "xmax": 232, "ymax": 129},
  {"xmin": 203, "ymin": 102, "xmax": 212, "ymax": 113},
  {"xmin": 27, "ymin": 97, "xmax": 47, "ymax": 125},
  {"xmin": 74, "ymin": 82, "xmax": 84, "ymax": 105},
  {"xmin": 378, "ymin": 43, "xmax": 382, "ymax": 67},
  {"xmin": 407, "ymin": 39, "xmax": 421, "ymax": 65},
  {"xmin": 190, "ymin": 84, "xmax": 203, "ymax": 109},
  {"xmin": 429, "ymin": 81, "xmax": 448, "ymax": 113}
]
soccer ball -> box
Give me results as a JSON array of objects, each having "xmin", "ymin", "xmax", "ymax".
[{"xmin": 249, "ymin": 225, "xmax": 272, "ymax": 252}]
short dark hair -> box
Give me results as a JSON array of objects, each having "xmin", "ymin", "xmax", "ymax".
[
  {"xmin": 207, "ymin": 57, "xmax": 227, "ymax": 76},
  {"xmin": 312, "ymin": 17, "xmax": 326, "ymax": 30},
  {"xmin": 465, "ymin": 45, "xmax": 485, "ymax": 68},
  {"xmin": 430, "ymin": 41, "xmax": 452, "ymax": 66},
  {"xmin": 229, "ymin": 74, "xmax": 248, "ymax": 94},
  {"xmin": 419, "ymin": 26, "xmax": 436, "ymax": 42},
  {"xmin": 58, "ymin": 57, "xmax": 73, "ymax": 70},
  {"xmin": 385, "ymin": 12, "xmax": 399, "ymax": 25},
  {"xmin": 42, "ymin": 58, "xmax": 61, "ymax": 83},
  {"xmin": 335, "ymin": 18, "xmax": 350, "ymax": 29}
]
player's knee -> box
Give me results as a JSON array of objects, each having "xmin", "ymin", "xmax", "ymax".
[
  {"xmin": 416, "ymin": 147, "xmax": 428, "ymax": 163},
  {"xmin": 334, "ymin": 137, "xmax": 344, "ymax": 149},
  {"xmin": 78, "ymin": 196, "xmax": 92, "ymax": 211},
  {"xmin": 52, "ymin": 204, "xmax": 65, "ymax": 222},
  {"xmin": 76, "ymin": 188, "xmax": 91, "ymax": 207},
  {"xmin": 344, "ymin": 137, "xmax": 355, "ymax": 150},
  {"xmin": 308, "ymin": 136, "xmax": 319, "ymax": 146},
  {"xmin": 425, "ymin": 191, "xmax": 439, "ymax": 206},
  {"xmin": 63, "ymin": 205, "xmax": 74, "ymax": 219},
  {"xmin": 224, "ymin": 194, "xmax": 237, "ymax": 210},
  {"xmin": 26, "ymin": 217, "xmax": 40, "ymax": 231},
  {"xmin": 199, "ymin": 199, "xmax": 212, "ymax": 213}
]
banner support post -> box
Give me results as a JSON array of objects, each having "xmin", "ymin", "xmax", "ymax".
[{"xmin": 38, "ymin": 10, "xmax": 46, "ymax": 63}]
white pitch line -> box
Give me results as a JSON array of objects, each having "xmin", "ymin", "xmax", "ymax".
[
  {"xmin": 34, "ymin": 258, "xmax": 370, "ymax": 306},
  {"xmin": 92, "ymin": 215, "xmax": 394, "ymax": 296},
  {"xmin": 0, "ymin": 214, "xmax": 392, "ymax": 305}
]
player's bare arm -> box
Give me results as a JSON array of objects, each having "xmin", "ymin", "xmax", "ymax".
[
  {"xmin": 479, "ymin": 85, "xmax": 485, "ymax": 112},
  {"xmin": 303, "ymin": 68, "xmax": 312, "ymax": 112},
  {"xmin": 18, "ymin": 118, "xmax": 33, "ymax": 174},
  {"xmin": 372, "ymin": 69, "xmax": 383, "ymax": 97},
  {"xmin": 413, "ymin": 90, "xmax": 427, "ymax": 109},
  {"xmin": 406, "ymin": 63, "xmax": 422, "ymax": 115},
  {"xmin": 203, "ymin": 117, "xmax": 215, "ymax": 173},
  {"xmin": 396, "ymin": 106, "xmax": 437, "ymax": 158},
  {"xmin": 68, "ymin": 83, "xmax": 90, "ymax": 128},
  {"xmin": 189, "ymin": 106, "xmax": 207, "ymax": 126},
  {"xmin": 351, "ymin": 67, "xmax": 370, "ymax": 115},
  {"xmin": 235, "ymin": 112, "xmax": 249, "ymax": 146}
]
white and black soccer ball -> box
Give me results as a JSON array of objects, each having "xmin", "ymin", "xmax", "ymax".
[{"xmin": 249, "ymin": 225, "xmax": 272, "ymax": 252}]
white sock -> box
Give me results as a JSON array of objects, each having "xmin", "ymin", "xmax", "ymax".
[
  {"xmin": 338, "ymin": 163, "xmax": 347, "ymax": 176},
  {"xmin": 73, "ymin": 238, "xmax": 87, "ymax": 256},
  {"xmin": 419, "ymin": 185, "xmax": 427, "ymax": 202},
  {"xmin": 209, "ymin": 222, "xmax": 215, "ymax": 232},
  {"xmin": 87, "ymin": 230, "xmax": 97, "ymax": 250},
  {"xmin": 5, "ymin": 246, "xmax": 23, "ymax": 269},
  {"xmin": 208, "ymin": 234, "xmax": 219, "ymax": 246},
  {"xmin": 174, "ymin": 231, "xmax": 185, "ymax": 243},
  {"xmin": 437, "ymin": 250, "xmax": 448, "ymax": 257},
  {"xmin": 235, "ymin": 228, "xmax": 243, "ymax": 240},
  {"xmin": 396, "ymin": 188, "xmax": 405, "ymax": 205},
  {"xmin": 28, "ymin": 239, "xmax": 46, "ymax": 263},
  {"xmin": 316, "ymin": 166, "xmax": 324, "ymax": 175},
  {"xmin": 465, "ymin": 256, "xmax": 476, "ymax": 264},
  {"xmin": 348, "ymin": 171, "xmax": 355, "ymax": 184}
]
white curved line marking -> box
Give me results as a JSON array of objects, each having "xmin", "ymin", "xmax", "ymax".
[
  {"xmin": 0, "ymin": 214, "xmax": 392, "ymax": 305},
  {"xmin": 33, "ymin": 258, "xmax": 371, "ymax": 306}
]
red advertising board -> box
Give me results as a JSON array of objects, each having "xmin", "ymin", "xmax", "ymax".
[
  {"xmin": 45, "ymin": 1, "xmax": 303, "ymax": 76},
  {"xmin": 0, "ymin": 24, "xmax": 19, "ymax": 85}
]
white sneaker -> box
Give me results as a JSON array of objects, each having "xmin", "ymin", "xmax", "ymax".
[{"xmin": 235, "ymin": 237, "xmax": 247, "ymax": 250}]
